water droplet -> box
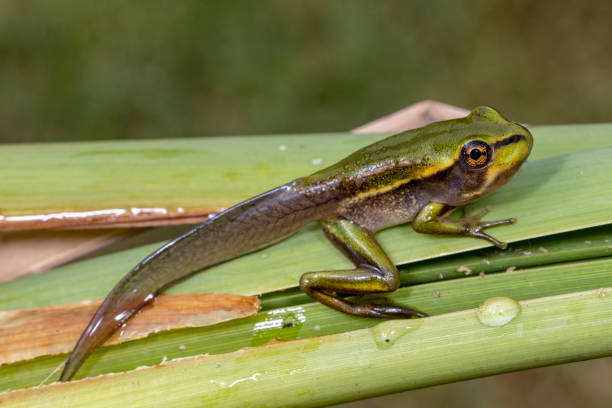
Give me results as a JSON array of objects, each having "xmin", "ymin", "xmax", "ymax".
[
  {"xmin": 477, "ymin": 297, "xmax": 521, "ymax": 327},
  {"xmin": 370, "ymin": 319, "xmax": 423, "ymax": 350}
]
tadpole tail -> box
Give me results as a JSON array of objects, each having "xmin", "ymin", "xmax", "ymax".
[{"xmin": 60, "ymin": 181, "xmax": 338, "ymax": 381}]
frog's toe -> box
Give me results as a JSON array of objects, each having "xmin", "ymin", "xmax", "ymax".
[
  {"xmin": 472, "ymin": 229, "xmax": 508, "ymax": 249},
  {"xmin": 460, "ymin": 206, "xmax": 493, "ymax": 223},
  {"xmin": 370, "ymin": 306, "xmax": 427, "ymax": 319},
  {"xmin": 479, "ymin": 217, "xmax": 516, "ymax": 229},
  {"xmin": 471, "ymin": 206, "xmax": 492, "ymax": 220}
]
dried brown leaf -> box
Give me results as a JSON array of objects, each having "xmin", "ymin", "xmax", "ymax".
[{"xmin": 0, "ymin": 293, "xmax": 260, "ymax": 365}]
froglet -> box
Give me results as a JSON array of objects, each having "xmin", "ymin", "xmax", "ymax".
[{"xmin": 60, "ymin": 106, "xmax": 532, "ymax": 380}]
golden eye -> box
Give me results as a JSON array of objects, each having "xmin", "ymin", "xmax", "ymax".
[{"xmin": 461, "ymin": 141, "xmax": 491, "ymax": 169}]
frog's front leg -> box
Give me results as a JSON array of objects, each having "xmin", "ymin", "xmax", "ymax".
[
  {"xmin": 300, "ymin": 215, "xmax": 425, "ymax": 318},
  {"xmin": 412, "ymin": 201, "xmax": 515, "ymax": 249}
]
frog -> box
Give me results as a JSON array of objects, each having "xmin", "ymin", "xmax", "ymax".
[{"xmin": 60, "ymin": 106, "xmax": 533, "ymax": 381}]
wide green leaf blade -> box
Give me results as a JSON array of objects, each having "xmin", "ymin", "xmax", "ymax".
[
  {"xmin": 0, "ymin": 147, "xmax": 610, "ymax": 310},
  {"xmin": 0, "ymin": 124, "xmax": 610, "ymax": 217}
]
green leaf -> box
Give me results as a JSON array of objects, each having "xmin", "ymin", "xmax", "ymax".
[
  {"xmin": 400, "ymin": 225, "xmax": 612, "ymax": 285},
  {"xmin": 0, "ymin": 125, "xmax": 610, "ymax": 401},
  {"xmin": 2, "ymin": 288, "xmax": 610, "ymax": 407},
  {"xmin": 1, "ymin": 256, "xmax": 609, "ymax": 391},
  {"xmin": 1, "ymin": 146, "xmax": 610, "ymax": 310},
  {"xmin": 0, "ymin": 124, "xmax": 610, "ymax": 215}
]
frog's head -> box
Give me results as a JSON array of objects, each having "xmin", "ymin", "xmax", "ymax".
[{"xmin": 431, "ymin": 106, "xmax": 533, "ymax": 206}]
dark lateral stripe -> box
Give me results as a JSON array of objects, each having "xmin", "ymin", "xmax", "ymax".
[{"xmin": 494, "ymin": 134, "xmax": 525, "ymax": 149}]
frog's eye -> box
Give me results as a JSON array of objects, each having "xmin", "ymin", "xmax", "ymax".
[{"xmin": 461, "ymin": 141, "xmax": 491, "ymax": 169}]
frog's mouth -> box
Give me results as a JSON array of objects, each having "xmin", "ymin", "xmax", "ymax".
[
  {"xmin": 484, "ymin": 136, "xmax": 532, "ymax": 194},
  {"xmin": 490, "ymin": 126, "xmax": 533, "ymax": 171}
]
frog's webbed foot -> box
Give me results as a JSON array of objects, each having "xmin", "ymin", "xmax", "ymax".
[
  {"xmin": 413, "ymin": 202, "xmax": 515, "ymax": 250},
  {"xmin": 459, "ymin": 206, "xmax": 515, "ymax": 249}
]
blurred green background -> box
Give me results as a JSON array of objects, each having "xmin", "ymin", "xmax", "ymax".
[
  {"xmin": 1, "ymin": 0, "xmax": 611, "ymax": 144},
  {"xmin": 1, "ymin": 1, "xmax": 610, "ymax": 407}
]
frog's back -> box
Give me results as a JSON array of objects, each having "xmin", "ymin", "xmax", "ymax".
[
  {"xmin": 302, "ymin": 108, "xmax": 521, "ymax": 195},
  {"xmin": 302, "ymin": 118, "xmax": 466, "ymax": 194}
]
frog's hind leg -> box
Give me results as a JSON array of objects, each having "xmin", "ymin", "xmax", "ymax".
[{"xmin": 299, "ymin": 215, "xmax": 425, "ymax": 319}]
